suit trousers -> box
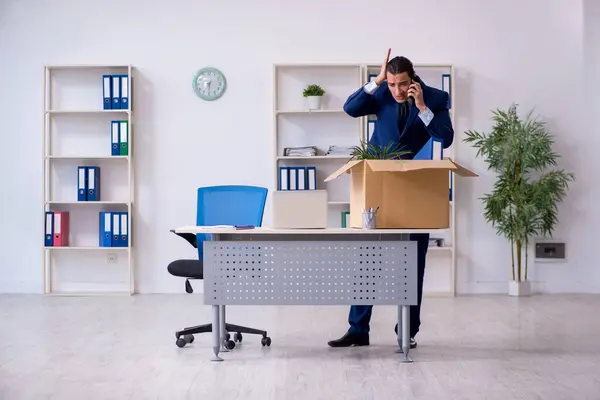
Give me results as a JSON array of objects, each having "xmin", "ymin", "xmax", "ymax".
[{"xmin": 347, "ymin": 233, "xmax": 429, "ymax": 338}]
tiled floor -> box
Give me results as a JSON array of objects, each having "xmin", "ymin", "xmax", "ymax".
[{"xmin": 1, "ymin": 293, "xmax": 600, "ymax": 399}]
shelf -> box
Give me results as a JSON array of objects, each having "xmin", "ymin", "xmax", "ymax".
[
  {"xmin": 45, "ymin": 201, "xmax": 130, "ymax": 205},
  {"xmin": 277, "ymin": 155, "xmax": 351, "ymax": 161},
  {"xmin": 44, "ymin": 246, "xmax": 129, "ymax": 251},
  {"xmin": 46, "ymin": 156, "xmax": 129, "ymax": 160},
  {"xmin": 43, "ymin": 64, "xmax": 135, "ymax": 296},
  {"xmin": 45, "ymin": 109, "xmax": 130, "ymax": 114},
  {"xmin": 277, "ymin": 109, "xmax": 345, "ymax": 115},
  {"xmin": 46, "ymin": 291, "xmax": 131, "ymax": 297},
  {"xmin": 274, "ymin": 63, "xmax": 361, "ymax": 68},
  {"xmin": 46, "ymin": 64, "xmax": 131, "ymax": 70},
  {"xmin": 428, "ymin": 246, "xmax": 453, "ymax": 252},
  {"xmin": 273, "ymin": 62, "xmax": 457, "ymax": 296}
]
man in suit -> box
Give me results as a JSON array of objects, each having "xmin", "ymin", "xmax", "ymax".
[{"xmin": 327, "ymin": 50, "xmax": 454, "ymax": 349}]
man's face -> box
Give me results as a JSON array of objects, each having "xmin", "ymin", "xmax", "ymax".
[{"xmin": 387, "ymin": 72, "xmax": 412, "ymax": 103}]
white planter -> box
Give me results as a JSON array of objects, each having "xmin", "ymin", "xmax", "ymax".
[
  {"xmin": 508, "ymin": 280, "xmax": 531, "ymax": 297},
  {"xmin": 306, "ymin": 95, "xmax": 323, "ymax": 110}
]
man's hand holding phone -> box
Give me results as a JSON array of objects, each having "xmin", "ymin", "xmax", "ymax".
[{"xmin": 408, "ymin": 81, "xmax": 427, "ymax": 112}]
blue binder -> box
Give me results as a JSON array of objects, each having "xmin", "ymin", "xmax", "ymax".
[
  {"xmin": 119, "ymin": 74, "xmax": 129, "ymax": 110},
  {"xmin": 45, "ymin": 211, "xmax": 54, "ymax": 246},
  {"xmin": 278, "ymin": 167, "xmax": 289, "ymax": 190},
  {"xmin": 119, "ymin": 212, "xmax": 129, "ymax": 247},
  {"xmin": 112, "ymin": 75, "xmax": 121, "ymax": 109},
  {"xmin": 77, "ymin": 166, "xmax": 87, "ymax": 201},
  {"xmin": 86, "ymin": 166, "xmax": 101, "ymax": 201},
  {"xmin": 111, "ymin": 121, "xmax": 120, "ymax": 156},
  {"xmin": 441, "ymin": 73, "xmax": 451, "ymax": 109},
  {"xmin": 296, "ymin": 166, "xmax": 307, "ymax": 190},
  {"xmin": 413, "ymin": 137, "xmax": 443, "ymax": 160},
  {"xmin": 103, "ymin": 75, "xmax": 112, "ymax": 110},
  {"xmin": 99, "ymin": 212, "xmax": 113, "ymax": 247},
  {"xmin": 111, "ymin": 212, "xmax": 121, "ymax": 247},
  {"xmin": 367, "ymin": 120, "xmax": 376, "ymax": 142},
  {"xmin": 306, "ymin": 166, "xmax": 317, "ymax": 190}
]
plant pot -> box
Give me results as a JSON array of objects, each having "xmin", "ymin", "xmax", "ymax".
[
  {"xmin": 306, "ymin": 95, "xmax": 323, "ymax": 110},
  {"xmin": 508, "ymin": 280, "xmax": 531, "ymax": 297}
]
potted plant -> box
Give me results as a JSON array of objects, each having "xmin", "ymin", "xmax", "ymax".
[
  {"xmin": 463, "ymin": 103, "xmax": 574, "ymax": 296},
  {"xmin": 350, "ymin": 139, "xmax": 411, "ymax": 160},
  {"xmin": 303, "ymin": 84, "xmax": 326, "ymax": 110}
]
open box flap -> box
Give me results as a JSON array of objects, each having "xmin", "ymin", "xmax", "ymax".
[
  {"xmin": 324, "ymin": 160, "xmax": 363, "ymax": 182},
  {"xmin": 365, "ymin": 158, "xmax": 478, "ymax": 176}
]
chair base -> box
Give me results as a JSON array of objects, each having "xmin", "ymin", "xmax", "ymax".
[{"xmin": 175, "ymin": 322, "xmax": 270, "ymax": 348}]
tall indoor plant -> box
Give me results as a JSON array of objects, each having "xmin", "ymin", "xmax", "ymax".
[{"xmin": 463, "ymin": 103, "xmax": 574, "ymax": 296}]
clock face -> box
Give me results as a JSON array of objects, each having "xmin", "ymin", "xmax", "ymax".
[{"xmin": 193, "ymin": 67, "xmax": 226, "ymax": 101}]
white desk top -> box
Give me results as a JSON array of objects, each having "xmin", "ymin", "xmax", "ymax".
[{"xmin": 172, "ymin": 225, "xmax": 435, "ymax": 235}]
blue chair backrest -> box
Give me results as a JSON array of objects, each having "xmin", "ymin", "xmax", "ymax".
[{"xmin": 196, "ymin": 185, "xmax": 268, "ymax": 259}]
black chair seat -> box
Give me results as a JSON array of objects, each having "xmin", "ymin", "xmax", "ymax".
[{"xmin": 167, "ymin": 259, "xmax": 204, "ymax": 279}]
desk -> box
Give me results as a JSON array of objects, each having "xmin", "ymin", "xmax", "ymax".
[{"xmin": 173, "ymin": 226, "xmax": 428, "ymax": 363}]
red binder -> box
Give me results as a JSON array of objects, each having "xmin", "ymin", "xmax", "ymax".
[{"xmin": 53, "ymin": 211, "xmax": 70, "ymax": 246}]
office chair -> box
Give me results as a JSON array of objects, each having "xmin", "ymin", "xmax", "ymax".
[{"xmin": 168, "ymin": 185, "xmax": 272, "ymax": 349}]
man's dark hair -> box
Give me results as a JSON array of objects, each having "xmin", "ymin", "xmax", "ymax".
[{"xmin": 387, "ymin": 56, "xmax": 415, "ymax": 79}]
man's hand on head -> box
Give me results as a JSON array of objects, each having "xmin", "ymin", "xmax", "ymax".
[{"xmin": 375, "ymin": 48, "xmax": 391, "ymax": 86}]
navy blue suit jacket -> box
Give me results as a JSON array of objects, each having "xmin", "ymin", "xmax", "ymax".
[{"xmin": 343, "ymin": 77, "xmax": 454, "ymax": 159}]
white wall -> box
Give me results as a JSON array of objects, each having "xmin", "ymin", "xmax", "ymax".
[{"xmin": 0, "ymin": 0, "xmax": 595, "ymax": 294}]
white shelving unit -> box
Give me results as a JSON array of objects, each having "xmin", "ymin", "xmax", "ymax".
[
  {"xmin": 272, "ymin": 62, "xmax": 457, "ymax": 296},
  {"xmin": 42, "ymin": 64, "xmax": 135, "ymax": 296}
]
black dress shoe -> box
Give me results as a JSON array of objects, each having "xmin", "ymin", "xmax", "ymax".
[
  {"xmin": 327, "ymin": 332, "xmax": 370, "ymax": 347},
  {"xmin": 394, "ymin": 324, "xmax": 417, "ymax": 348}
]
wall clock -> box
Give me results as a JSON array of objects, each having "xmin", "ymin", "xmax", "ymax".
[{"xmin": 192, "ymin": 67, "xmax": 226, "ymax": 101}]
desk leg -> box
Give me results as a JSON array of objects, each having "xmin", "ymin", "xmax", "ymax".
[
  {"xmin": 211, "ymin": 305, "xmax": 223, "ymax": 361},
  {"xmin": 219, "ymin": 305, "xmax": 230, "ymax": 352},
  {"xmin": 399, "ymin": 305, "xmax": 413, "ymax": 363}
]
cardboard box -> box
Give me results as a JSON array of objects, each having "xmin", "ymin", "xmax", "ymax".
[{"xmin": 324, "ymin": 159, "xmax": 478, "ymax": 229}]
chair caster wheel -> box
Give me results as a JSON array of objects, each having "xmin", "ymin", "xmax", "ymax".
[
  {"xmin": 184, "ymin": 334, "xmax": 194, "ymax": 344},
  {"xmin": 176, "ymin": 334, "xmax": 194, "ymax": 348},
  {"xmin": 261, "ymin": 337, "xmax": 272, "ymax": 347},
  {"xmin": 234, "ymin": 332, "xmax": 243, "ymax": 343},
  {"xmin": 224, "ymin": 340, "xmax": 236, "ymax": 350},
  {"xmin": 225, "ymin": 333, "xmax": 231, "ymax": 341}
]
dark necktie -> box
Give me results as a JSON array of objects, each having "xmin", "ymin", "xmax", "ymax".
[{"xmin": 398, "ymin": 102, "xmax": 409, "ymax": 133}]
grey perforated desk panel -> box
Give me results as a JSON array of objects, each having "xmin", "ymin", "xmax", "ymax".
[{"xmin": 173, "ymin": 226, "xmax": 431, "ymax": 363}]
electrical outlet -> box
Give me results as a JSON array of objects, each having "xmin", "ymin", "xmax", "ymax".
[
  {"xmin": 107, "ymin": 253, "xmax": 118, "ymax": 263},
  {"xmin": 535, "ymin": 242, "xmax": 566, "ymax": 261}
]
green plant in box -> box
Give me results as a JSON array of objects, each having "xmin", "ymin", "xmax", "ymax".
[
  {"xmin": 350, "ymin": 139, "xmax": 411, "ymax": 160},
  {"xmin": 463, "ymin": 103, "xmax": 574, "ymax": 288}
]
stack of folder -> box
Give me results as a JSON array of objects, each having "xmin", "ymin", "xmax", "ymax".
[
  {"xmin": 103, "ymin": 74, "xmax": 129, "ymax": 110},
  {"xmin": 78, "ymin": 166, "xmax": 101, "ymax": 201},
  {"xmin": 44, "ymin": 211, "xmax": 70, "ymax": 247},
  {"xmin": 325, "ymin": 145, "xmax": 354, "ymax": 157},
  {"xmin": 111, "ymin": 120, "xmax": 129, "ymax": 156},
  {"xmin": 99, "ymin": 211, "xmax": 129, "ymax": 247},
  {"xmin": 278, "ymin": 166, "xmax": 317, "ymax": 191}
]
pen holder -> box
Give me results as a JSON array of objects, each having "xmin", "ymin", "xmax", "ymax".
[{"xmin": 362, "ymin": 210, "xmax": 377, "ymax": 229}]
